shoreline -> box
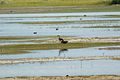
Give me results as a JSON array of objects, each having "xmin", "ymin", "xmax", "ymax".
[{"xmin": 0, "ymin": 75, "xmax": 120, "ymax": 80}]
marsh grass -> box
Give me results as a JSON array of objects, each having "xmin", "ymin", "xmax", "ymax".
[
  {"xmin": 0, "ymin": 36, "xmax": 120, "ymax": 54},
  {"xmin": 14, "ymin": 20, "xmax": 120, "ymax": 25},
  {"xmin": 0, "ymin": 0, "xmax": 107, "ymax": 7},
  {"xmin": 0, "ymin": 5, "xmax": 120, "ymax": 13},
  {"xmin": 0, "ymin": 42, "xmax": 120, "ymax": 54},
  {"xmin": 0, "ymin": 36, "xmax": 58, "ymax": 40}
]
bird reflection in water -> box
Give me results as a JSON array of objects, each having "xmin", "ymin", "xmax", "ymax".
[{"xmin": 58, "ymin": 49, "xmax": 68, "ymax": 57}]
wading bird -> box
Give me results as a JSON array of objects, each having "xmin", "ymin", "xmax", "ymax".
[{"xmin": 57, "ymin": 35, "xmax": 64, "ymax": 41}]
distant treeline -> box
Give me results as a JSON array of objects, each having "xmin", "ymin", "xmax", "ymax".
[{"xmin": 111, "ymin": 0, "xmax": 120, "ymax": 4}]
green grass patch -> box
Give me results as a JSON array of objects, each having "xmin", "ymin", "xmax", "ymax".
[
  {"xmin": 0, "ymin": 5, "xmax": 120, "ymax": 13},
  {"xmin": 0, "ymin": 36, "xmax": 31, "ymax": 40},
  {"xmin": 0, "ymin": 36, "xmax": 58, "ymax": 40},
  {"xmin": 0, "ymin": 42, "xmax": 120, "ymax": 54},
  {"xmin": 0, "ymin": 0, "xmax": 108, "ymax": 7},
  {"xmin": 0, "ymin": 0, "xmax": 120, "ymax": 13}
]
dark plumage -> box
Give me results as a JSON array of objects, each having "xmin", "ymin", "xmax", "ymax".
[
  {"xmin": 84, "ymin": 15, "xmax": 87, "ymax": 17},
  {"xmin": 61, "ymin": 40, "xmax": 68, "ymax": 44},
  {"xmin": 33, "ymin": 32, "xmax": 37, "ymax": 34},
  {"xmin": 56, "ymin": 28, "xmax": 59, "ymax": 30},
  {"xmin": 58, "ymin": 35, "xmax": 64, "ymax": 41},
  {"xmin": 57, "ymin": 35, "xmax": 68, "ymax": 44},
  {"xmin": 59, "ymin": 37, "xmax": 64, "ymax": 41}
]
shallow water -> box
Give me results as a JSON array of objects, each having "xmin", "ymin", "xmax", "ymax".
[
  {"xmin": 0, "ymin": 23, "xmax": 120, "ymax": 37},
  {"xmin": 0, "ymin": 12, "xmax": 120, "ymax": 77},
  {"xmin": 0, "ymin": 12, "xmax": 120, "ymax": 37},
  {"xmin": 0, "ymin": 60, "xmax": 120, "ymax": 78},
  {"xmin": 0, "ymin": 12, "xmax": 120, "ymax": 17},
  {"xmin": 0, "ymin": 46, "xmax": 120, "ymax": 59}
]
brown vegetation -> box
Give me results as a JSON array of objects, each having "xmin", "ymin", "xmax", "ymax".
[{"xmin": 0, "ymin": 75, "xmax": 120, "ymax": 80}]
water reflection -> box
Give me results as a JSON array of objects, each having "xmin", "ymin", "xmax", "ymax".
[
  {"xmin": 0, "ymin": 46, "xmax": 120, "ymax": 59},
  {"xmin": 58, "ymin": 49, "xmax": 68, "ymax": 56}
]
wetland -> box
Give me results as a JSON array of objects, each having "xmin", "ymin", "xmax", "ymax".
[{"xmin": 0, "ymin": 12, "xmax": 120, "ymax": 79}]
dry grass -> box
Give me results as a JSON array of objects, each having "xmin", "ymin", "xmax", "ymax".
[{"xmin": 0, "ymin": 75, "xmax": 120, "ymax": 80}]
